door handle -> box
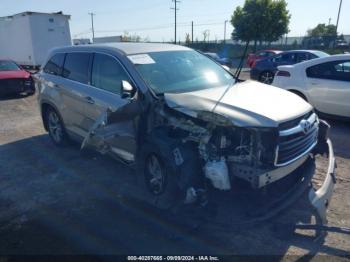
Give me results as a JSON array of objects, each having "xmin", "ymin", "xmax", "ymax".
[{"xmin": 85, "ymin": 96, "xmax": 95, "ymax": 104}]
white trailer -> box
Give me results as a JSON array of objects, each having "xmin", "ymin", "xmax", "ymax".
[{"xmin": 0, "ymin": 11, "xmax": 71, "ymax": 68}]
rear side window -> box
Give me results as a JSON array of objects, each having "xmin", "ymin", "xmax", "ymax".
[
  {"xmin": 306, "ymin": 60, "xmax": 350, "ymax": 82},
  {"xmin": 43, "ymin": 53, "xmax": 65, "ymax": 75},
  {"xmin": 296, "ymin": 53, "xmax": 309, "ymax": 63},
  {"xmin": 62, "ymin": 53, "xmax": 91, "ymax": 84},
  {"xmin": 91, "ymin": 53, "xmax": 130, "ymax": 95}
]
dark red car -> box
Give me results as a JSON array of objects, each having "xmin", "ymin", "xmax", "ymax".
[
  {"xmin": 0, "ymin": 60, "xmax": 35, "ymax": 96},
  {"xmin": 247, "ymin": 50, "xmax": 281, "ymax": 68}
]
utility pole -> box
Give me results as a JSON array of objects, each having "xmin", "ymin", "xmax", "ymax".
[
  {"xmin": 328, "ymin": 18, "xmax": 332, "ymax": 25},
  {"xmin": 88, "ymin": 12, "xmax": 95, "ymax": 43},
  {"xmin": 171, "ymin": 0, "xmax": 180, "ymax": 44},
  {"xmin": 191, "ymin": 21, "xmax": 194, "ymax": 43},
  {"xmin": 224, "ymin": 20, "xmax": 228, "ymax": 43},
  {"xmin": 335, "ymin": 0, "xmax": 343, "ymax": 34}
]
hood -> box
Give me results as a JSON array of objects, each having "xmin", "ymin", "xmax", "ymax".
[
  {"xmin": 0, "ymin": 70, "xmax": 30, "ymax": 80},
  {"xmin": 164, "ymin": 80, "xmax": 312, "ymax": 128}
]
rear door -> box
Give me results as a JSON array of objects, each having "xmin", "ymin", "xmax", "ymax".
[
  {"xmin": 60, "ymin": 52, "xmax": 93, "ymax": 137},
  {"xmin": 306, "ymin": 60, "xmax": 350, "ymax": 117},
  {"xmin": 271, "ymin": 53, "xmax": 297, "ymax": 72},
  {"xmin": 83, "ymin": 53, "xmax": 139, "ymax": 161}
]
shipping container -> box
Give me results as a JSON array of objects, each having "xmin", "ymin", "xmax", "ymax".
[{"xmin": 0, "ymin": 11, "xmax": 71, "ymax": 68}]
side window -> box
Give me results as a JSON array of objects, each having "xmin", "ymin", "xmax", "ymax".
[
  {"xmin": 306, "ymin": 60, "xmax": 350, "ymax": 82},
  {"xmin": 258, "ymin": 52, "xmax": 267, "ymax": 57},
  {"xmin": 296, "ymin": 53, "xmax": 309, "ymax": 63},
  {"xmin": 91, "ymin": 53, "xmax": 131, "ymax": 95},
  {"xmin": 62, "ymin": 52, "xmax": 91, "ymax": 84},
  {"xmin": 273, "ymin": 53, "xmax": 295, "ymax": 63},
  {"xmin": 281, "ymin": 53, "xmax": 295, "ymax": 63},
  {"xmin": 43, "ymin": 53, "xmax": 65, "ymax": 76}
]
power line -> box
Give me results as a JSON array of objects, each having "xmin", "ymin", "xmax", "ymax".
[{"xmin": 88, "ymin": 12, "xmax": 96, "ymax": 43}]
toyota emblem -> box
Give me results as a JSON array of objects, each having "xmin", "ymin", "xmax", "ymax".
[{"xmin": 300, "ymin": 119, "xmax": 312, "ymax": 134}]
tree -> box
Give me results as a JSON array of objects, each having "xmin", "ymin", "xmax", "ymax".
[
  {"xmin": 307, "ymin": 23, "xmax": 337, "ymax": 47},
  {"xmin": 307, "ymin": 24, "xmax": 337, "ymax": 37},
  {"xmin": 121, "ymin": 31, "xmax": 141, "ymax": 42},
  {"xmin": 185, "ymin": 33, "xmax": 191, "ymax": 45},
  {"xmin": 202, "ymin": 30, "xmax": 209, "ymax": 42},
  {"xmin": 231, "ymin": 0, "xmax": 290, "ymax": 51}
]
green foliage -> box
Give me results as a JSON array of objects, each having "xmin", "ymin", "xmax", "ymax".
[
  {"xmin": 231, "ymin": 0, "xmax": 290, "ymax": 45},
  {"xmin": 306, "ymin": 24, "xmax": 338, "ymax": 47},
  {"xmin": 307, "ymin": 24, "xmax": 337, "ymax": 37}
]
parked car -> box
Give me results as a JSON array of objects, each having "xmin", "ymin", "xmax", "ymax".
[
  {"xmin": 250, "ymin": 50, "xmax": 329, "ymax": 84},
  {"xmin": 204, "ymin": 52, "xmax": 232, "ymax": 67},
  {"xmin": 273, "ymin": 54, "xmax": 350, "ymax": 118},
  {"xmin": 247, "ymin": 50, "xmax": 281, "ymax": 68},
  {"xmin": 0, "ymin": 60, "xmax": 35, "ymax": 96},
  {"xmin": 34, "ymin": 43, "xmax": 335, "ymax": 220},
  {"xmin": 335, "ymin": 39, "xmax": 349, "ymax": 49}
]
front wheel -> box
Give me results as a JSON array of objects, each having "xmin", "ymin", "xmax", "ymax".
[
  {"xmin": 137, "ymin": 144, "xmax": 181, "ymax": 210},
  {"xmin": 46, "ymin": 108, "xmax": 69, "ymax": 146},
  {"xmin": 259, "ymin": 71, "xmax": 274, "ymax": 85}
]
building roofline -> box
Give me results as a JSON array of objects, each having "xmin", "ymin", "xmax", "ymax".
[{"xmin": 0, "ymin": 11, "xmax": 70, "ymax": 19}]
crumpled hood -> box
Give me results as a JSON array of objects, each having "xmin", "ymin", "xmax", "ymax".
[{"xmin": 164, "ymin": 80, "xmax": 312, "ymax": 127}]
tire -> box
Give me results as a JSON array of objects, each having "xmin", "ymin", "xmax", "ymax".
[
  {"xmin": 259, "ymin": 71, "xmax": 274, "ymax": 85},
  {"xmin": 137, "ymin": 143, "xmax": 182, "ymax": 210},
  {"xmin": 45, "ymin": 107, "xmax": 69, "ymax": 146}
]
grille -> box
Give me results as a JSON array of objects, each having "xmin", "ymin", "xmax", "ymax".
[
  {"xmin": 0, "ymin": 79, "xmax": 24, "ymax": 90},
  {"xmin": 278, "ymin": 111, "xmax": 313, "ymax": 130},
  {"xmin": 275, "ymin": 112, "xmax": 318, "ymax": 166}
]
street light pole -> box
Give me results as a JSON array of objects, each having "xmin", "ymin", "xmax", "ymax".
[
  {"xmin": 88, "ymin": 12, "xmax": 95, "ymax": 43},
  {"xmin": 224, "ymin": 20, "xmax": 228, "ymax": 43},
  {"xmin": 171, "ymin": 0, "xmax": 180, "ymax": 44},
  {"xmin": 335, "ymin": 0, "xmax": 343, "ymax": 34}
]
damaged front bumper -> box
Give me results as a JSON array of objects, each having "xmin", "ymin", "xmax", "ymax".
[{"xmin": 309, "ymin": 138, "xmax": 336, "ymax": 225}]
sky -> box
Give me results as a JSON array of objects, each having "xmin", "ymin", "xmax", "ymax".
[{"xmin": 0, "ymin": 0, "xmax": 349, "ymax": 42}]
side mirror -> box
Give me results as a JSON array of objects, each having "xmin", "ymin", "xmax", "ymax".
[{"xmin": 121, "ymin": 80, "xmax": 135, "ymax": 99}]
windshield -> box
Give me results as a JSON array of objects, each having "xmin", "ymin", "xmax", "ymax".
[
  {"xmin": 0, "ymin": 60, "xmax": 20, "ymax": 71},
  {"xmin": 130, "ymin": 50, "xmax": 235, "ymax": 94}
]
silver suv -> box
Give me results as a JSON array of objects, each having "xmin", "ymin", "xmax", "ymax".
[{"xmin": 35, "ymin": 43, "xmax": 335, "ymax": 219}]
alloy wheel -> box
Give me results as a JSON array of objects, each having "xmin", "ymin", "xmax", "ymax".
[
  {"xmin": 260, "ymin": 71, "xmax": 274, "ymax": 84},
  {"xmin": 48, "ymin": 111, "xmax": 63, "ymax": 144}
]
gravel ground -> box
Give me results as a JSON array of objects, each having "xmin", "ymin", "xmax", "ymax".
[{"xmin": 0, "ymin": 92, "xmax": 349, "ymax": 259}]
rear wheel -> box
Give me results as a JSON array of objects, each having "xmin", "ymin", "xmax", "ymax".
[
  {"xmin": 45, "ymin": 107, "xmax": 69, "ymax": 146},
  {"xmin": 259, "ymin": 71, "xmax": 274, "ymax": 84}
]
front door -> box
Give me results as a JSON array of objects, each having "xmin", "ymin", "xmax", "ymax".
[{"xmin": 82, "ymin": 53, "xmax": 140, "ymax": 161}]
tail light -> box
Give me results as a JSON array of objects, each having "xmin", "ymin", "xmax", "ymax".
[{"xmin": 276, "ymin": 71, "xmax": 290, "ymax": 77}]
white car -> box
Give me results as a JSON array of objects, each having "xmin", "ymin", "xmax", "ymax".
[{"xmin": 273, "ymin": 54, "xmax": 350, "ymax": 118}]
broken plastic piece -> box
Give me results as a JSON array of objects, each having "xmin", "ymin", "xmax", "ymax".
[{"xmin": 204, "ymin": 159, "xmax": 231, "ymax": 191}]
